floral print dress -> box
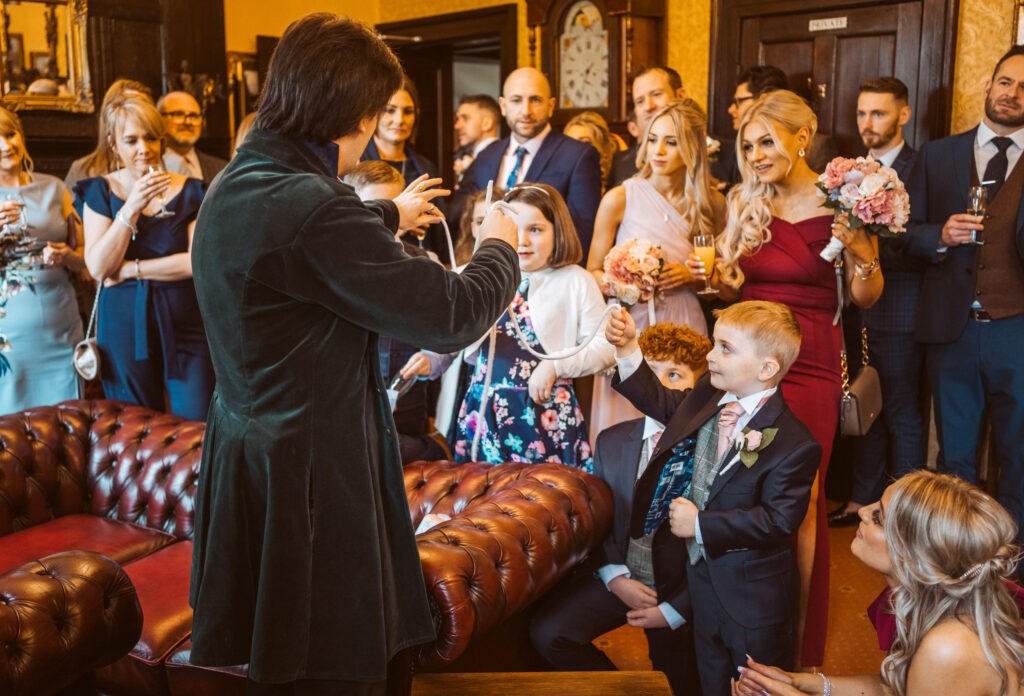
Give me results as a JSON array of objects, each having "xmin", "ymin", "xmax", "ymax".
[{"xmin": 453, "ymin": 278, "xmax": 593, "ymax": 471}]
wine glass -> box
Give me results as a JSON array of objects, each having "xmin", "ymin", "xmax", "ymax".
[
  {"xmin": 1, "ymin": 193, "xmax": 25, "ymax": 234},
  {"xmin": 965, "ymin": 185, "xmax": 986, "ymax": 246},
  {"xmin": 693, "ymin": 234, "xmax": 719, "ymax": 296},
  {"xmin": 413, "ymin": 228, "xmax": 427, "ymax": 248},
  {"xmin": 147, "ymin": 165, "xmax": 175, "ymax": 218}
]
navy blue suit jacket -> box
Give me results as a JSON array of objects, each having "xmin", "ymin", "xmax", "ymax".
[
  {"xmin": 613, "ymin": 366, "xmax": 820, "ymax": 629},
  {"xmin": 591, "ymin": 417, "xmax": 691, "ymax": 619},
  {"xmin": 464, "ymin": 130, "xmax": 603, "ymax": 259},
  {"xmin": 905, "ymin": 127, "xmax": 1024, "ymax": 343},
  {"xmin": 863, "ymin": 143, "xmax": 922, "ymax": 334}
]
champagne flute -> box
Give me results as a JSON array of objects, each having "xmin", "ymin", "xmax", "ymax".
[
  {"xmin": 693, "ymin": 234, "xmax": 719, "ymax": 296},
  {"xmin": 1, "ymin": 193, "xmax": 24, "ymax": 234},
  {"xmin": 965, "ymin": 185, "xmax": 986, "ymax": 246},
  {"xmin": 147, "ymin": 164, "xmax": 175, "ymax": 218},
  {"xmin": 413, "ymin": 228, "xmax": 427, "ymax": 248}
]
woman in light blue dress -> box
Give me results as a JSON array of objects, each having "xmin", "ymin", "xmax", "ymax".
[{"xmin": 0, "ymin": 106, "xmax": 85, "ymax": 414}]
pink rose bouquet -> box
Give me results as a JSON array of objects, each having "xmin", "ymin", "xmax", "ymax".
[
  {"xmin": 600, "ymin": 239, "xmax": 664, "ymax": 307},
  {"xmin": 817, "ymin": 156, "xmax": 910, "ymax": 262}
]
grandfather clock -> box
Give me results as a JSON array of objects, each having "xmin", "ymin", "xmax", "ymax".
[{"xmin": 526, "ymin": 0, "xmax": 665, "ymax": 127}]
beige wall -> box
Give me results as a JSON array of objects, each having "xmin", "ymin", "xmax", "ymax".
[{"xmin": 224, "ymin": 0, "xmax": 1004, "ymax": 133}]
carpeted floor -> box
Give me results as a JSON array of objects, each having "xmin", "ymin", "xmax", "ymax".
[{"xmin": 595, "ymin": 523, "xmax": 889, "ymax": 677}]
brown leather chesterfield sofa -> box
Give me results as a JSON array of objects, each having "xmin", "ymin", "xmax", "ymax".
[{"xmin": 0, "ymin": 400, "xmax": 612, "ymax": 695}]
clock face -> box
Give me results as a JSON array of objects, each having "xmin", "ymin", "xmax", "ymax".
[{"xmin": 558, "ymin": 0, "xmax": 609, "ymax": 109}]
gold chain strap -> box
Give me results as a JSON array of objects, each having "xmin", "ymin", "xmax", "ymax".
[
  {"xmin": 840, "ymin": 347, "xmax": 851, "ymax": 397},
  {"xmin": 860, "ymin": 326, "xmax": 870, "ymax": 367}
]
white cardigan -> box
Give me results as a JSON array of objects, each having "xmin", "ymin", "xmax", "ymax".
[{"xmin": 463, "ymin": 264, "xmax": 615, "ymax": 379}]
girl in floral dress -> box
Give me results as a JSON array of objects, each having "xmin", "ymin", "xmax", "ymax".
[{"xmin": 452, "ymin": 183, "xmax": 614, "ymax": 470}]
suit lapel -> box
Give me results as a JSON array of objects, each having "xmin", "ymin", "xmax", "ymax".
[
  {"xmin": 891, "ymin": 144, "xmax": 915, "ymax": 183},
  {"xmin": 953, "ymin": 128, "xmax": 977, "ymax": 212},
  {"xmin": 524, "ymin": 131, "xmax": 561, "ymax": 181},
  {"xmin": 706, "ymin": 390, "xmax": 787, "ymax": 504}
]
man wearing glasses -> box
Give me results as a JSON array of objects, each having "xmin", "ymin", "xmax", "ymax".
[
  {"xmin": 721, "ymin": 65, "xmax": 839, "ymax": 187},
  {"xmin": 157, "ymin": 91, "xmax": 228, "ymax": 183}
]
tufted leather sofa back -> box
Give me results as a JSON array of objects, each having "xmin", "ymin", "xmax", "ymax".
[{"xmin": 0, "ymin": 401, "xmax": 203, "ymax": 541}]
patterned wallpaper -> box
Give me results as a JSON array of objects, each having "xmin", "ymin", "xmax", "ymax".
[
  {"xmin": 952, "ymin": 0, "xmax": 1014, "ymax": 134},
  {"xmin": 666, "ymin": 0, "xmax": 712, "ymax": 109}
]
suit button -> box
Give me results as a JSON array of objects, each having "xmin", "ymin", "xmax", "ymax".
[
  {"xmin": 976, "ymin": 290, "xmax": 983, "ymax": 296},
  {"xmin": 384, "ymin": 428, "xmax": 392, "ymax": 437}
]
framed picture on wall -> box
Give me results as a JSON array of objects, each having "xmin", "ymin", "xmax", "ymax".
[
  {"xmin": 6, "ymin": 34, "xmax": 24, "ymax": 72},
  {"xmin": 1016, "ymin": 0, "xmax": 1024, "ymax": 46},
  {"xmin": 30, "ymin": 52, "xmax": 51, "ymax": 74}
]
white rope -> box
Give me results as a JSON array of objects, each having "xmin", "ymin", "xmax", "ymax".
[{"xmin": 446, "ymin": 181, "xmax": 615, "ymax": 460}]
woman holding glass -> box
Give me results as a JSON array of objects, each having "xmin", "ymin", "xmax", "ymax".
[
  {"xmin": 586, "ymin": 99, "xmax": 725, "ymax": 437},
  {"xmin": 688, "ymin": 90, "xmax": 883, "ymax": 668},
  {"xmin": 76, "ymin": 95, "xmax": 213, "ymax": 421},
  {"xmin": 0, "ymin": 106, "xmax": 85, "ymax": 414},
  {"xmin": 360, "ymin": 75, "xmax": 448, "ymax": 260}
]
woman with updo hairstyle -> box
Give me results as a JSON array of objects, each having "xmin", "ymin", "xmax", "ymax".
[
  {"xmin": 735, "ymin": 470, "xmax": 1024, "ymax": 696},
  {"xmin": 564, "ymin": 111, "xmax": 617, "ymax": 190},
  {"xmin": 687, "ymin": 89, "xmax": 883, "ymax": 667},
  {"xmin": 75, "ymin": 95, "xmax": 213, "ymax": 421}
]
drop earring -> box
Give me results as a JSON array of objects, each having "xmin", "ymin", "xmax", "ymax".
[{"xmin": 798, "ymin": 148, "xmax": 806, "ymax": 158}]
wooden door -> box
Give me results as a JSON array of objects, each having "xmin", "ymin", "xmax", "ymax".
[{"xmin": 711, "ymin": 0, "xmax": 958, "ymax": 154}]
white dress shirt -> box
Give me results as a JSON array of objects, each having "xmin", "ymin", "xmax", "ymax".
[
  {"xmin": 974, "ymin": 121, "xmax": 1024, "ymax": 183},
  {"xmin": 163, "ymin": 149, "xmax": 203, "ymax": 180},
  {"xmin": 596, "ymin": 415, "xmax": 687, "ymax": 629},
  {"xmin": 872, "ymin": 140, "xmax": 905, "ymax": 169},
  {"xmin": 473, "ymin": 136, "xmax": 498, "ymax": 158},
  {"xmin": 497, "ymin": 124, "xmax": 551, "ymax": 187}
]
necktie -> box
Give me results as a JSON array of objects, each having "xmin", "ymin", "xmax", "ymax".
[
  {"xmin": 983, "ymin": 136, "xmax": 1014, "ymax": 202},
  {"xmin": 505, "ymin": 146, "xmax": 528, "ymax": 190},
  {"xmin": 716, "ymin": 401, "xmax": 745, "ymax": 462}
]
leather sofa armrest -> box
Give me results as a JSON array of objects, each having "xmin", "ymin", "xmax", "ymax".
[
  {"xmin": 412, "ymin": 463, "xmax": 612, "ymax": 668},
  {"xmin": 0, "ymin": 550, "xmax": 143, "ymax": 696}
]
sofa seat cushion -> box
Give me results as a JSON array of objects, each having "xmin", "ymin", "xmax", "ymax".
[
  {"xmin": 166, "ymin": 640, "xmax": 247, "ymax": 696},
  {"xmin": 0, "ymin": 514, "xmax": 176, "ymax": 572},
  {"xmin": 98, "ymin": 540, "xmax": 194, "ymax": 696}
]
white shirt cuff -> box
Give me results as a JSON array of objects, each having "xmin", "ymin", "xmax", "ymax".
[
  {"xmin": 658, "ymin": 601, "xmax": 687, "ymax": 630},
  {"xmin": 615, "ymin": 348, "xmax": 644, "ymax": 381},
  {"xmin": 597, "ymin": 564, "xmax": 630, "ymax": 588},
  {"xmin": 694, "ymin": 513, "xmax": 703, "ymax": 545}
]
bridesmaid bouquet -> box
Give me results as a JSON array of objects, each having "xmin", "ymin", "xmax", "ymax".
[
  {"xmin": 0, "ymin": 225, "xmax": 40, "ymax": 376},
  {"xmin": 601, "ymin": 239, "xmax": 664, "ymax": 307},
  {"xmin": 817, "ymin": 156, "xmax": 910, "ymax": 262}
]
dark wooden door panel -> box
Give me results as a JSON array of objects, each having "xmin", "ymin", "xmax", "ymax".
[{"xmin": 711, "ymin": 0, "xmax": 957, "ymax": 153}]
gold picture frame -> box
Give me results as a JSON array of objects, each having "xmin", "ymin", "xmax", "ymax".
[{"xmin": 1015, "ymin": 0, "xmax": 1024, "ymax": 46}]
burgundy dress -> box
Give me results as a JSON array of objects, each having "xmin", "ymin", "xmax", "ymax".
[{"xmin": 739, "ymin": 215, "xmax": 842, "ymax": 666}]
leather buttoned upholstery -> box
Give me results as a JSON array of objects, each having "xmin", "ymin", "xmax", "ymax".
[{"xmin": 0, "ymin": 401, "xmax": 613, "ymax": 694}]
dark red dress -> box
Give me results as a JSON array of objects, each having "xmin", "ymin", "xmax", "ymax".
[{"xmin": 739, "ymin": 215, "xmax": 842, "ymax": 666}]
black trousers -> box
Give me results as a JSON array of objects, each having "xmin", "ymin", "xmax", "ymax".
[
  {"xmin": 529, "ymin": 571, "xmax": 700, "ymax": 695},
  {"xmin": 688, "ymin": 561, "xmax": 793, "ymax": 696},
  {"xmin": 246, "ymin": 649, "xmax": 411, "ymax": 696}
]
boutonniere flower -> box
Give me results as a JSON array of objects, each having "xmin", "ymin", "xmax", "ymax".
[{"xmin": 733, "ymin": 426, "xmax": 779, "ymax": 468}]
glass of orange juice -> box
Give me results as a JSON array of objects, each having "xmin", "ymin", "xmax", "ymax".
[{"xmin": 693, "ymin": 234, "xmax": 719, "ymax": 296}]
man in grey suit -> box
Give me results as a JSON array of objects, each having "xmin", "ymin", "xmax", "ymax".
[{"xmin": 158, "ymin": 91, "xmax": 228, "ymax": 183}]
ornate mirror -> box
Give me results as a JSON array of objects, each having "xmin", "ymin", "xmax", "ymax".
[{"xmin": 0, "ymin": 0, "xmax": 92, "ymax": 112}]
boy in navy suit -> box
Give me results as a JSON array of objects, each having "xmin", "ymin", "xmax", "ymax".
[
  {"xmin": 606, "ymin": 301, "xmax": 821, "ymax": 696},
  {"xmin": 530, "ymin": 322, "xmax": 712, "ymax": 695}
]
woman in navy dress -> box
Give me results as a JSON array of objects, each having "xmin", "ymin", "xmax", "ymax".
[
  {"xmin": 77, "ymin": 95, "xmax": 213, "ymax": 421},
  {"xmin": 360, "ymin": 75, "xmax": 449, "ymax": 261}
]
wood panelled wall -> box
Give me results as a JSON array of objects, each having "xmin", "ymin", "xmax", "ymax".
[{"xmin": 22, "ymin": 0, "xmax": 229, "ymax": 177}]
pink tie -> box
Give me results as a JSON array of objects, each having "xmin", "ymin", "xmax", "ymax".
[
  {"xmin": 650, "ymin": 429, "xmax": 663, "ymax": 450},
  {"xmin": 716, "ymin": 401, "xmax": 745, "ymax": 461}
]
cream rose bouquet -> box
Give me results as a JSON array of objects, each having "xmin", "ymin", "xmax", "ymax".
[{"xmin": 817, "ymin": 156, "xmax": 910, "ymax": 262}]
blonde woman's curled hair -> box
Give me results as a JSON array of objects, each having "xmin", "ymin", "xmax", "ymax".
[
  {"xmin": 634, "ymin": 99, "xmax": 718, "ymax": 243},
  {"xmin": 717, "ymin": 90, "xmax": 817, "ymax": 289},
  {"xmin": 565, "ymin": 111, "xmax": 616, "ymax": 187},
  {"xmin": 881, "ymin": 471, "xmax": 1024, "ymax": 696}
]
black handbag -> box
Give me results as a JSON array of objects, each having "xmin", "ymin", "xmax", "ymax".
[{"xmin": 834, "ymin": 261, "xmax": 882, "ymax": 437}]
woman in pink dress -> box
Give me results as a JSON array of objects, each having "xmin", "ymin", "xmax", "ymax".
[
  {"xmin": 690, "ymin": 90, "xmax": 883, "ymax": 667},
  {"xmin": 587, "ymin": 100, "xmax": 726, "ymax": 439}
]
